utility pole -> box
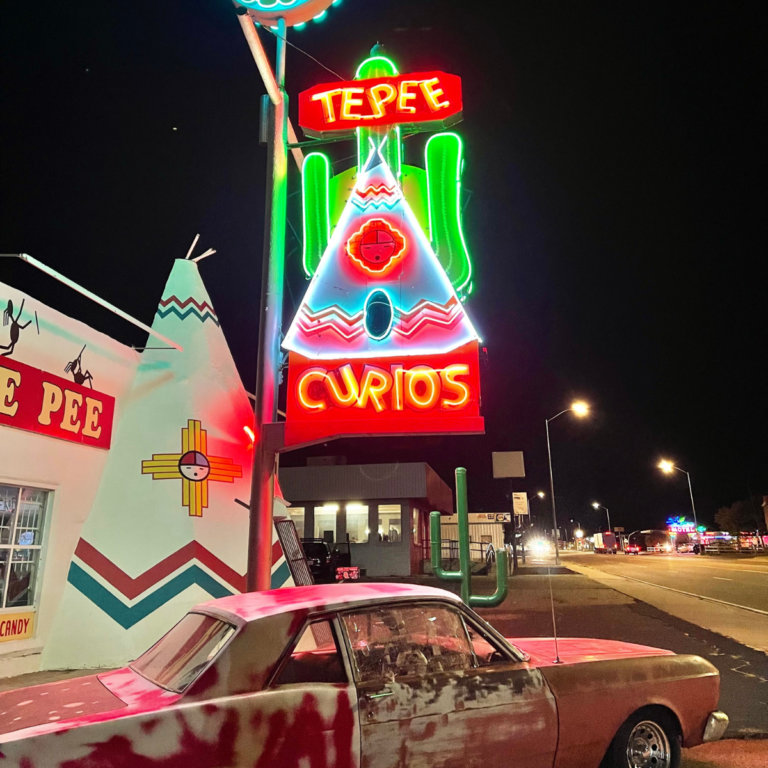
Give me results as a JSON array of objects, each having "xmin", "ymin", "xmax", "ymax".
[{"xmin": 241, "ymin": 13, "xmax": 289, "ymax": 592}]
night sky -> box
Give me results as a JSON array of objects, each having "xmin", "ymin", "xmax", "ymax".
[{"xmin": 2, "ymin": 1, "xmax": 764, "ymax": 535}]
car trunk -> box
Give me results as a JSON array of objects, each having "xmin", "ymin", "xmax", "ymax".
[{"xmin": 0, "ymin": 674, "xmax": 127, "ymax": 735}]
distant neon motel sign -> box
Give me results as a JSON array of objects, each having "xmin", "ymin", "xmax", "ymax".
[{"xmin": 299, "ymin": 71, "xmax": 463, "ymax": 137}]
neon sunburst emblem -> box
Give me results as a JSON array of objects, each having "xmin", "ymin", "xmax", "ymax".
[{"xmin": 346, "ymin": 219, "xmax": 406, "ymax": 275}]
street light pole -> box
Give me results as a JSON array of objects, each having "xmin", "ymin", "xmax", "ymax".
[
  {"xmin": 545, "ymin": 415, "xmax": 561, "ymax": 566},
  {"xmin": 545, "ymin": 401, "xmax": 589, "ymax": 566},
  {"xmin": 684, "ymin": 470, "xmax": 698, "ymax": 529},
  {"xmin": 594, "ymin": 504, "xmax": 611, "ymax": 532},
  {"xmin": 658, "ymin": 460, "xmax": 698, "ymax": 528}
]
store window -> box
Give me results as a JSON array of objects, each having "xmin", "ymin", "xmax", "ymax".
[
  {"xmin": 377, "ymin": 504, "xmax": 402, "ymax": 543},
  {"xmin": 288, "ymin": 506, "xmax": 306, "ymax": 538},
  {"xmin": 314, "ymin": 504, "xmax": 338, "ymax": 543},
  {"xmin": 0, "ymin": 484, "xmax": 50, "ymax": 609},
  {"xmin": 346, "ymin": 504, "xmax": 369, "ymax": 544}
]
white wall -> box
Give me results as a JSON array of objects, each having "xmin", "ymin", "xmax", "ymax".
[{"xmin": 0, "ymin": 281, "xmax": 138, "ymax": 677}]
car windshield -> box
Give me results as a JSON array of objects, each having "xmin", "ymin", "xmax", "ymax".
[
  {"xmin": 131, "ymin": 613, "xmax": 236, "ymax": 693},
  {"xmin": 302, "ymin": 542, "xmax": 329, "ymax": 558}
]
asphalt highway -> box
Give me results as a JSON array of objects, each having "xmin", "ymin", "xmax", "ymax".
[{"xmin": 563, "ymin": 552, "xmax": 768, "ymax": 613}]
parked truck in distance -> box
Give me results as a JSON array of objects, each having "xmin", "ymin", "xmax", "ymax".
[{"xmin": 594, "ymin": 531, "xmax": 618, "ymax": 554}]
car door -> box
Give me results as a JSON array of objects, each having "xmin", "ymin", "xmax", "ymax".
[{"xmin": 340, "ymin": 601, "xmax": 558, "ymax": 768}]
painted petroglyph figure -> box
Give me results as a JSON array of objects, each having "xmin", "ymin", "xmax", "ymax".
[{"xmin": 0, "ymin": 299, "xmax": 31, "ymax": 357}]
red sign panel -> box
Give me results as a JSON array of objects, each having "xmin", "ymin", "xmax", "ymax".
[
  {"xmin": 285, "ymin": 344, "xmax": 483, "ymax": 447},
  {"xmin": 0, "ymin": 356, "xmax": 115, "ymax": 450},
  {"xmin": 299, "ymin": 71, "xmax": 463, "ymax": 137}
]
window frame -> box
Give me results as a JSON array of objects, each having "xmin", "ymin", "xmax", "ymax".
[
  {"xmin": 0, "ymin": 482, "xmax": 53, "ymax": 613},
  {"xmin": 267, "ymin": 612, "xmax": 354, "ymax": 689}
]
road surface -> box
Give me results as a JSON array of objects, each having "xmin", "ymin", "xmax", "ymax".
[
  {"xmin": 563, "ymin": 551, "xmax": 768, "ymax": 613},
  {"xmin": 562, "ymin": 551, "xmax": 768, "ymax": 656}
]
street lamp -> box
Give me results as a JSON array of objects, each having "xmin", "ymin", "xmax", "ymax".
[
  {"xmin": 545, "ymin": 401, "xmax": 590, "ymax": 565},
  {"xmin": 537, "ymin": 491, "xmax": 545, "ymax": 499},
  {"xmin": 658, "ymin": 459, "xmax": 698, "ymax": 527},
  {"xmin": 592, "ymin": 502, "xmax": 612, "ymax": 533}
]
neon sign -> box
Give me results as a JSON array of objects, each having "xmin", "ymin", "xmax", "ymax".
[
  {"xmin": 235, "ymin": 0, "xmax": 340, "ymax": 28},
  {"xmin": 299, "ymin": 71, "xmax": 463, "ymax": 137},
  {"xmin": 284, "ymin": 55, "xmax": 483, "ymax": 447},
  {"xmin": 667, "ymin": 516, "xmax": 696, "ymax": 534}
]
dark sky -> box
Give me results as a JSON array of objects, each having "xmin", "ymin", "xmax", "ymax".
[{"xmin": 2, "ymin": 1, "xmax": 764, "ymax": 535}]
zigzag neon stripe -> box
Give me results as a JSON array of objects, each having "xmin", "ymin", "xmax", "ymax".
[{"xmin": 68, "ymin": 560, "xmax": 292, "ymax": 629}]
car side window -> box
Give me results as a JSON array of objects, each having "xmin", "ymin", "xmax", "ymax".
[
  {"xmin": 274, "ymin": 620, "xmax": 347, "ymax": 685},
  {"xmin": 464, "ymin": 620, "xmax": 516, "ymax": 666},
  {"xmin": 342, "ymin": 604, "xmax": 474, "ymax": 682}
]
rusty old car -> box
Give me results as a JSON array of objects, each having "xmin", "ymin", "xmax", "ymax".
[{"xmin": 0, "ymin": 583, "xmax": 728, "ymax": 768}]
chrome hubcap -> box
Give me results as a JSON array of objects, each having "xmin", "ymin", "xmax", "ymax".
[{"xmin": 626, "ymin": 721, "xmax": 671, "ymax": 768}]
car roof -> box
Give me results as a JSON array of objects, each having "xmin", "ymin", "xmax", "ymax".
[{"xmin": 195, "ymin": 583, "xmax": 462, "ymax": 624}]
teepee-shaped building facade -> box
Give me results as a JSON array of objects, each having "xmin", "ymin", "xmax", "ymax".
[{"xmin": 42, "ymin": 259, "xmax": 292, "ymax": 670}]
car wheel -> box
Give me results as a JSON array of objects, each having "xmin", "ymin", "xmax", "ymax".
[{"xmin": 605, "ymin": 709, "xmax": 681, "ymax": 768}]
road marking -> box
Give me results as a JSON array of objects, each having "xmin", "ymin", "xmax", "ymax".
[
  {"xmin": 713, "ymin": 577, "xmax": 733, "ymax": 581},
  {"xmin": 574, "ymin": 565, "xmax": 768, "ymax": 616}
]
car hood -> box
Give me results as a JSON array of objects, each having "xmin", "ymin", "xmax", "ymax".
[{"xmin": 508, "ymin": 637, "xmax": 674, "ymax": 667}]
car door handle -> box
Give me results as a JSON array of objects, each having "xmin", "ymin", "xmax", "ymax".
[{"xmin": 366, "ymin": 688, "xmax": 394, "ymax": 700}]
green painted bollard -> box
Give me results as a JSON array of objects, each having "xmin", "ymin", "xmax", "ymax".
[{"xmin": 430, "ymin": 467, "xmax": 509, "ymax": 608}]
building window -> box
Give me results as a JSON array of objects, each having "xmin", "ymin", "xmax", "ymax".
[
  {"xmin": 377, "ymin": 504, "xmax": 402, "ymax": 543},
  {"xmin": 412, "ymin": 508, "xmax": 421, "ymax": 544},
  {"xmin": 346, "ymin": 504, "xmax": 369, "ymax": 544},
  {"xmin": 0, "ymin": 484, "xmax": 49, "ymax": 609},
  {"xmin": 314, "ymin": 504, "xmax": 338, "ymax": 543},
  {"xmin": 288, "ymin": 506, "xmax": 306, "ymax": 537}
]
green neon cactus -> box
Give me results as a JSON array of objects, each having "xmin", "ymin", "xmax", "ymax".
[
  {"xmin": 430, "ymin": 467, "xmax": 508, "ymax": 608},
  {"xmin": 300, "ymin": 53, "xmax": 475, "ymax": 298}
]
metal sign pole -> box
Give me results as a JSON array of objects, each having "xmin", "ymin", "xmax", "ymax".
[{"xmin": 246, "ymin": 17, "xmax": 289, "ymax": 592}]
